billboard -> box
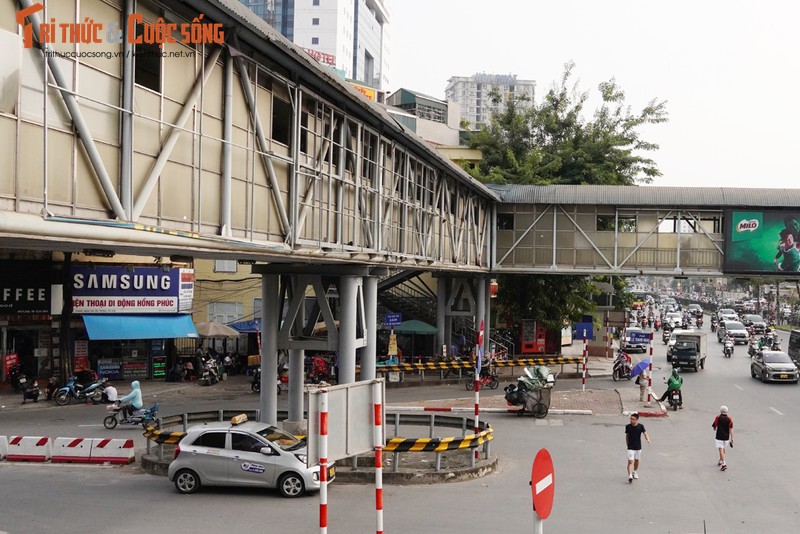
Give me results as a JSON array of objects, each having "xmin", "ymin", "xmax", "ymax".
[{"xmin": 724, "ymin": 210, "xmax": 800, "ymax": 274}]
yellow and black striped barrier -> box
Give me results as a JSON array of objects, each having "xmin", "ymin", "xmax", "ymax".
[
  {"xmin": 375, "ymin": 357, "xmax": 581, "ymax": 373},
  {"xmin": 383, "ymin": 426, "xmax": 493, "ymax": 453},
  {"xmin": 143, "ymin": 426, "xmax": 186, "ymax": 445}
]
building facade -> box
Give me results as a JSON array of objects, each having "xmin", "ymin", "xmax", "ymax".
[
  {"xmin": 241, "ymin": 0, "xmax": 390, "ymax": 91},
  {"xmin": 385, "ymin": 88, "xmax": 461, "ymax": 147},
  {"xmin": 445, "ymin": 73, "xmax": 536, "ymax": 129}
]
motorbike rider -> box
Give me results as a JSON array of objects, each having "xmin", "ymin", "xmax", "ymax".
[
  {"xmin": 117, "ymin": 380, "xmax": 143, "ymax": 419},
  {"xmin": 659, "ymin": 369, "xmax": 683, "ymax": 408}
]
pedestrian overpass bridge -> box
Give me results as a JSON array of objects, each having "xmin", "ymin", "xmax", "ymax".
[{"xmin": 4, "ymin": 0, "xmax": 800, "ymax": 428}]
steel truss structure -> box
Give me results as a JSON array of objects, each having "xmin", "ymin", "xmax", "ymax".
[
  {"xmin": 494, "ymin": 204, "xmax": 725, "ymax": 276},
  {"xmin": 0, "ymin": 0, "xmax": 495, "ymax": 272}
]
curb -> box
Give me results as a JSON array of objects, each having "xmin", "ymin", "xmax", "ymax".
[
  {"xmin": 385, "ymin": 406, "xmax": 593, "ymax": 416},
  {"xmin": 623, "ymin": 401, "xmax": 668, "ymax": 418}
]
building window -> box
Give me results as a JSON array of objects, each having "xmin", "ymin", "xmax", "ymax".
[
  {"xmin": 133, "ymin": 23, "xmax": 161, "ymax": 91},
  {"xmin": 208, "ymin": 302, "xmax": 244, "ymax": 324},
  {"xmin": 214, "ymin": 260, "xmax": 237, "ymax": 273},
  {"xmin": 497, "ymin": 214, "xmax": 514, "ymax": 230},
  {"xmin": 311, "ymin": 37, "xmax": 319, "ymax": 45},
  {"xmin": 253, "ymin": 298, "xmax": 262, "ymax": 320},
  {"xmin": 597, "ymin": 215, "xmax": 636, "ymax": 232},
  {"xmin": 272, "ymin": 97, "xmax": 291, "ymax": 146},
  {"xmin": 312, "ymin": 17, "xmax": 320, "ymax": 25}
]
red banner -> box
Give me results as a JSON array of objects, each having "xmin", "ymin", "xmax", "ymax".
[{"xmin": 3, "ymin": 352, "xmax": 19, "ymax": 376}]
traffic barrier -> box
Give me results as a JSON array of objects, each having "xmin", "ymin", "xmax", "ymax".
[
  {"xmin": 51, "ymin": 437, "xmax": 93, "ymax": 463},
  {"xmin": 375, "ymin": 357, "xmax": 582, "ymax": 373},
  {"xmin": 143, "ymin": 426, "xmax": 186, "ymax": 445},
  {"xmin": 6, "ymin": 436, "xmax": 52, "ymax": 462},
  {"xmin": 384, "ymin": 426, "xmax": 493, "ymax": 453},
  {"xmin": 89, "ymin": 438, "xmax": 135, "ymax": 464},
  {"xmin": 0, "ymin": 435, "xmax": 7, "ymax": 460}
]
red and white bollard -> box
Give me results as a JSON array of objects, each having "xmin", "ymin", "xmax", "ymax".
[
  {"xmin": 647, "ymin": 332, "xmax": 654, "ymax": 405},
  {"xmin": 373, "ymin": 381, "xmax": 384, "ymax": 534},
  {"xmin": 318, "ymin": 390, "xmax": 329, "ymax": 534},
  {"xmin": 474, "ymin": 360, "xmax": 480, "ymax": 460},
  {"xmin": 582, "ymin": 329, "xmax": 588, "ymax": 392}
]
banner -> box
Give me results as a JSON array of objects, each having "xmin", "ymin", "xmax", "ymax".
[
  {"xmin": 0, "ymin": 263, "xmax": 51, "ymax": 314},
  {"xmin": 724, "ymin": 210, "xmax": 800, "ymax": 274},
  {"xmin": 3, "ymin": 352, "xmax": 19, "ymax": 376},
  {"xmin": 388, "ymin": 334, "xmax": 398, "ymax": 356}
]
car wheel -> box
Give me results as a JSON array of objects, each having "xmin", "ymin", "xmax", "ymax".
[
  {"xmin": 174, "ymin": 469, "xmax": 201, "ymax": 494},
  {"xmin": 761, "ymin": 370, "xmax": 768, "ymax": 383},
  {"xmin": 751, "ymin": 367, "xmax": 757, "ymax": 378},
  {"xmin": 278, "ymin": 472, "xmax": 306, "ymax": 498},
  {"xmin": 700, "ymin": 359, "xmax": 705, "ymax": 370}
]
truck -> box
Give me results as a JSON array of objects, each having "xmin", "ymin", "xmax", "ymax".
[{"xmin": 669, "ymin": 331, "xmax": 707, "ymax": 371}]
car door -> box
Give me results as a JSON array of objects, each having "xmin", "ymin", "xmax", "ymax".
[
  {"xmin": 752, "ymin": 353, "xmax": 763, "ymax": 375},
  {"xmin": 228, "ymin": 431, "xmax": 279, "ymax": 487},
  {"xmin": 185, "ymin": 431, "xmax": 229, "ymax": 484}
]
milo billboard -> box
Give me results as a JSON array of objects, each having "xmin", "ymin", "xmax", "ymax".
[{"xmin": 724, "ymin": 210, "xmax": 800, "ymax": 274}]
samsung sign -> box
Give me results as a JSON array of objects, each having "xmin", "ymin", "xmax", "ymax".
[{"xmin": 71, "ymin": 266, "xmax": 194, "ymax": 314}]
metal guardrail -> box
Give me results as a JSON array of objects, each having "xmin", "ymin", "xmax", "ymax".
[{"xmin": 144, "ymin": 410, "xmax": 493, "ymax": 472}]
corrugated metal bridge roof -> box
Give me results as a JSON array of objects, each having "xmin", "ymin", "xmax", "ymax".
[{"xmin": 488, "ymin": 184, "xmax": 799, "ymax": 208}]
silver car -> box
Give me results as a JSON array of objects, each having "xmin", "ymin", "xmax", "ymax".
[
  {"xmin": 751, "ymin": 351, "xmax": 799, "ymax": 383},
  {"xmin": 167, "ymin": 414, "xmax": 334, "ymax": 497}
]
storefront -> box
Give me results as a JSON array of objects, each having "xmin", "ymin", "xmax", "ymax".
[
  {"xmin": 72, "ymin": 264, "xmax": 197, "ymax": 381},
  {"xmin": 0, "ymin": 261, "xmax": 59, "ymax": 382}
]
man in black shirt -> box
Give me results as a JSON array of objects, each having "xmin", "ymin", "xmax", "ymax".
[
  {"xmin": 625, "ymin": 413, "xmax": 651, "ymax": 482},
  {"xmin": 712, "ymin": 405, "xmax": 734, "ymax": 471}
]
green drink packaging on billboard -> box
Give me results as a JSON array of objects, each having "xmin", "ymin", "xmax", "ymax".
[{"xmin": 725, "ymin": 210, "xmax": 800, "ymax": 274}]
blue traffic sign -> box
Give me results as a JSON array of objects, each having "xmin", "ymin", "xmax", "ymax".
[
  {"xmin": 629, "ymin": 332, "xmax": 651, "ymax": 344},
  {"xmin": 385, "ymin": 313, "xmax": 403, "ymax": 327}
]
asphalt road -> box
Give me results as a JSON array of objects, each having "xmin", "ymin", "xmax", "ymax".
[{"xmin": 1, "ymin": 321, "xmax": 798, "ymax": 533}]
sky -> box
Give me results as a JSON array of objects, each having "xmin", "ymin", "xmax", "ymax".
[{"xmin": 388, "ymin": 0, "xmax": 800, "ymax": 189}]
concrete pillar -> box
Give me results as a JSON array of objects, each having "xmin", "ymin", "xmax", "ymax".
[
  {"xmin": 338, "ymin": 275, "xmax": 360, "ymax": 384},
  {"xmin": 361, "ymin": 275, "xmax": 378, "ymax": 380},
  {"xmin": 476, "ymin": 277, "xmax": 487, "ymax": 358},
  {"xmin": 285, "ymin": 348, "xmax": 305, "ymax": 433},
  {"xmin": 260, "ymin": 274, "xmax": 280, "ymax": 425},
  {"xmin": 443, "ymin": 278, "xmax": 452, "ymax": 354},
  {"xmin": 437, "ymin": 276, "xmax": 447, "ymax": 355}
]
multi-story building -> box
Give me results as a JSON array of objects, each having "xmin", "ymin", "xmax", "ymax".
[
  {"xmin": 445, "ymin": 73, "xmax": 536, "ymax": 129},
  {"xmin": 241, "ymin": 0, "xmax": 391, "ymax": 91},
  {"xmin": 386, "ymin": 88, "xmax": 460, "ymax": 146}
]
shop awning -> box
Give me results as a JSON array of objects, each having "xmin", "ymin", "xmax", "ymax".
[{"xmin": 83, "ymin": 315, "xmax": 199, "ymax": 340}]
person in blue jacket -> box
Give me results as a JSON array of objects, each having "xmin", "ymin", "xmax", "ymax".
[{"xmin": 118, "ymin": 380, "xmax": 143, "ymax": 419}]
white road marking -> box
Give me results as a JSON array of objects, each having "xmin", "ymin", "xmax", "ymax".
[
  {"xmin": 535, "ymin": 473, "xmax": 553, "ymax": 495},
  {"xmin": 734, "ymin": 384, "xmax": 744, "ymax": 391},
  {"xmin": 769, "ymin": 407, "xmax": 784, "ymax": 416},
  {"xmin": 78, "ymin": 424, "xmax": 104, "ymax": 427}
]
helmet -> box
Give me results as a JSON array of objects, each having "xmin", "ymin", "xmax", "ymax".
[{"xmin": 672, "ymin": 369, "xmax": 679, "ymax": 377}]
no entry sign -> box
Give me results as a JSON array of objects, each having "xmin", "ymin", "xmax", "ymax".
[{"xmin": 531, "ymin": 448, "xmax": 555, "ymax": 520}]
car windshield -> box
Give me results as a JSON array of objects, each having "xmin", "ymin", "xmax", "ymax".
[
  {"xmin": 763, "ymin": 353, "xmax": 793, "ymax": 364},
  {"xmin": 726, "ymin": 322, "xmax": 745, "ymax": 330},
  {"xmin": 673, "ymin": 342, "xmax": 696, "ymax": 353},
  {"xmin": 719, "ymin": 309, "xmax": 735, "ymax": 314},
  {"xmin": 689, "ymin": 305, "xmax": 700, "ymax": 309},
  {"xmin": 745, "ymin": 315, "xmax": 763, "ymax": 322},
  {"xmin": 256, "ymin": 426, "xmax": 305, "ymax": 452}
]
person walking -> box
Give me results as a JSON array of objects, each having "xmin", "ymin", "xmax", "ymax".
[
  {"xmin": 712, "ymin": 405, "xmax": 734, "ymax": 471},
  {"xmin": 625, "ymin": 413, "xmax": 651, "ymax": 482}
]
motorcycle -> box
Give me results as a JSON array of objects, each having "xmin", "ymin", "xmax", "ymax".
[
  {"xmin": 612, "ymin": 351, "xmax": 633, "ymax": 381},
  {"xmin": 724, "ymin": 339, "xmax": 734, "ymax": 358},
  {"xmin": 103, "ymin": 402, "xmax": 159, "ymax": 429},
  {"xmin": 54, "ymin": 376, "xmax": 107, "ymax": 405},
  {"xmin": 465, "ymin": 370, "xmax": 499, "ymax": 390},
  {"xmin": 662, "ymin": 328, "xmax": 671, "ymax": 345},
  {"xmin": 772, "ymin": 339, "xmax": 782, "ymax": 351},
  {"xmin": 668, "ymin": 389, "xmax": 683, "ymax": 411},
  {"xmin": 696, "ymin": 317, "xmax": 704, "ymax": 328},
  {"xmin": 7, "ymin": 364, "xmax": 27, "ymax": 392},
  {"xmin": 198, "ymin": 358, "xmax": 219, "ymax": 386},
  {"xmin": 21, "ymin": 380, "xmax": 41, "ymax": 404},
  {"xmin": 710, "ymin": 319, "xmax": 718, "ymax": 333},
  {"xmin": 250, "ymin": 367, "xmax": 283, "ymax": 394}
]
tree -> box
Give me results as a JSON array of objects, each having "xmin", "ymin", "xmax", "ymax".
[
  {"xmin": 467, "ymin": 62, "xmax": 667, "ymax": 186},
  {"xmin": 473, "ymin": 63, "xmax": 668, "ymax": 330}
]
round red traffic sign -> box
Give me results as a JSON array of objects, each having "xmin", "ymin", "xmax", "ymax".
[{"xmin": 531, "ymin": 448, "xmax": 555, "ymax": 520}]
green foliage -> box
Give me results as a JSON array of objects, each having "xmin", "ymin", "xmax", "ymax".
[
  {"xmin": 608, "ymin": 276, "xmax": 635, "ymax": 312},
  {"xmin": 466, "ymin": 62, "xmax": 668, "ymax": 186},
  {"xmin": 496, "ymin": 274, "xmax": 599, "ymax": 331}
]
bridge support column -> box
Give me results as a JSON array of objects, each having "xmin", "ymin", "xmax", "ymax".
[
  {"xmin": 284, "ymin": 348, "xmax": 306, "ymax": 435},
  {"xmin": 361, "ymin": 275, "xmax": 378, "ymax": 381},
  {"xmin": 260, "ymin": 274, "xmax": 280, "ymax": 425},
  {"xmin": 338, "ymin": 275, "xmax": 361, "ymax": 384},
  {"xmin": 437, "ymin": 276, "xmax": 447, "ymax": 356}
]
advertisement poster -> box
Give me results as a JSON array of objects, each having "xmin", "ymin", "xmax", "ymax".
[
  {"xmin": 3, "ymin": 352, "xmax": 19, "ymax": 376},
  {"xmin": 0, "ymin": 263, "xmax": 51, "ymax": 314},
  {"xmin": 724, "ymin": 211, "xmax": 800, "ymax": 274},
  {"xmin": 72, "ymin": 265, "xmax": 188, "ymax": 313},
  {"xmin": 178, "ymin": 268, "xmax": 195, "ymax": 312}
]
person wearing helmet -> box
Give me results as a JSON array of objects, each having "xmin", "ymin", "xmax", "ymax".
[
  {"xmin": 658, "ymin": 369, "xmax": 683, "ymax": 407},
  {"xmin": 117, "ymin": 380, "xmax": 143, "ymax": 419}
]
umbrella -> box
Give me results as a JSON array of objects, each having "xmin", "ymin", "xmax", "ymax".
[
  {"xmin": 391, "ymin": 320, "xmax": 438, "ymax": 335},
  {"xmin": 630, "ymin": 358, "xmax": 652, "ymax": 378},
  {"xmin": 194, "ymin": 321, "xmax": 241, "ymax": 338}
]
